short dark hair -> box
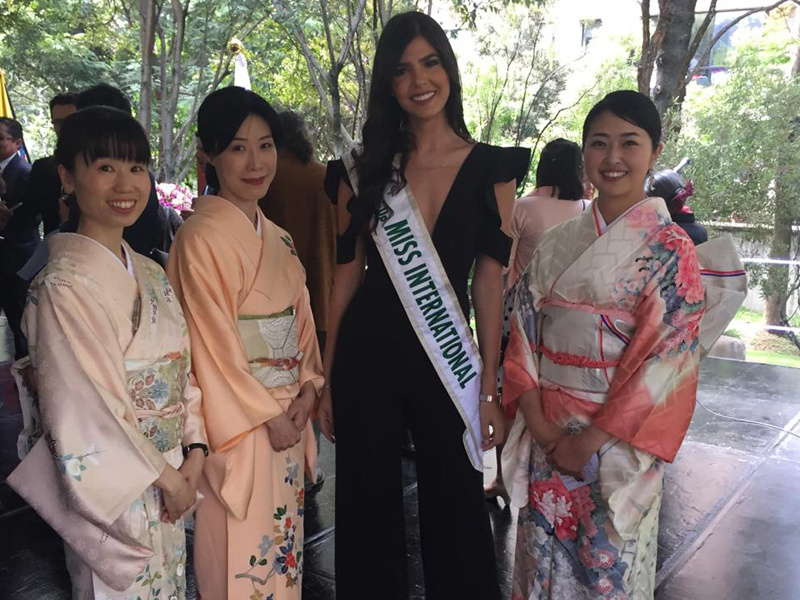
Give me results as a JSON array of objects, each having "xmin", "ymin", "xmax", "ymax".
[
  {"xmin": 49, "ymin": 93, "xmax": 78, "ymax": 112},
  {"xmin": 197, "ymin": 87, "xmax": 283, "ymax": 190},
  {"xmin": 55, "ymin": 106, "xmax": 150, "ymax": 172},
  {"xmin": 0, "ymin": 117, "xmax": 23, "ymax": 140},
  {"xmin": 76, "ymin": 84, "xmax": 133, "ymax": 115},
  {"xmin": 278, "ymin": 111, "xmax": 313, "ymax": 164},
  {"xmin": 535, "ymin": 138, "xmax": 584, "ymax": 201},
  {"xmin": 582, "ymin": 90, "xmax": 662, "ymax": 150}
]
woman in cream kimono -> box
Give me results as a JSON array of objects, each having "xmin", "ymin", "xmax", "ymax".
[
  {"xmin": 502, "ymin": 91, "xmax": 746, "ymax": 600},
  {"xmin": 167, "ymin": 87, "xmax": 323, "ymax": 600},
  {"xmin": 7, "ymin": 106, "xmax": 207, "ymax": 600}
]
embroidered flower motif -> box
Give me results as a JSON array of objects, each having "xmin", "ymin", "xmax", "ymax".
[
  {"xmin": 53, "ymin": 443, "xmax": 102, "ymax": 481},
  {"xmin": 280, "ymin": 234, "xmax": 298, "ymax": 256},
  {"xmin": 529, "ymin": 475, "xmax": 578, "ymax": 541}
]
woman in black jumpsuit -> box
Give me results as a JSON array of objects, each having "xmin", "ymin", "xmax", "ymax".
[{"xmin": 317, "ymin": 12, "xmax": 530, "ymax": 600}]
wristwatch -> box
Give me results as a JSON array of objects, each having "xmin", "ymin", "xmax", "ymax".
[
  {"xmin": 479, "ymin": 393, "xmax": 496, "ymax": 403},
  {"xmin": 182, "ymin": 443, "xmax": 209, "ymax": 458}
]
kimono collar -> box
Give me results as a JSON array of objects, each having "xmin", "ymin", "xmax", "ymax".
[
  {"xmin": 49, "ymin": 233, "xmax": 136, "ymax": 277},
  {"xmin": 590, "ymin": 196, "xmax": 672, "ymax": 237},
  {"xmin": 193, "ymin": 195, "xmax": 266, "ymax": 238}
]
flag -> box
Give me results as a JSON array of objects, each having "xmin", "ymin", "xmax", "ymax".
[
  {"xmin": 0, "ymin": 68, "xmax": 31, "ymax": 162},
  {"xmin": 0, "ymin": 69, "xmax": 14, "ymax": 118},
  {"xmin": 234, "ymin": 52, "xmax": 252, "ymax": 90}
]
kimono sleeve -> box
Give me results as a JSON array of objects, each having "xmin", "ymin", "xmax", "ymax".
[
  {"xmin": 167, "ymin": 229, "xmax": 284, "ymax": 452},
  {"xmin": 295, "ymin": 285, "xmax": 325, "ymax": 394},
  {"xmin": 8, "ymin": 286, "xmax": 166, "ymax": 531},
  {"xmin": 502, "ymin": 265, "xmax": 541, "ymax": 419},
  {"xmin": 592, "ymin": 231, "xmax": 705, "ymax": 462},
  {"xmin": 181, "ymin": 371, "xmax": 207, "ymax": 447}
]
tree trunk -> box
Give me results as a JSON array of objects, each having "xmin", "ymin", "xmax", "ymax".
[
  {"xmin": 765, "ymin": 16, "xmax": 800, "ymax": 327},
  {"xmin": 138, "ymin": 0, "xmax": 158, "ymax": 133},
  {"xmin": 652, "ymin": 0, "xmax": 697, "ymax": 120}
]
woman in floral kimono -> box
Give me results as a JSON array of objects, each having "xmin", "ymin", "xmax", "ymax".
[
  {"xmin": 502, "ymin": 91, "xmax": 745, "ymax": 599},
  {"xmin": 167, "ymin": 87, "xmax": 324, "ymax": 600},
  {"xmin": 7, "ymin": 106, "xmax": 207, "ymax": 600}
]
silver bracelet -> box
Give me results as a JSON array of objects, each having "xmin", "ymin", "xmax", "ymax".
[{"xmin": 479, "ymin": 393, "xmax": 496, "ymax": 403}]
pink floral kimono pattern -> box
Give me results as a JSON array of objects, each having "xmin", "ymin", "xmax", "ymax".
[
  {"xmin": 7, "ymin": 233, "xmax": 206, "ymax": 600},
  {"xmin": 501, "ymin": 198, "xmax": 745, "ymax": 599}
]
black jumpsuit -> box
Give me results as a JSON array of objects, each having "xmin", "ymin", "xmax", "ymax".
[{"xmin": 325, "ymin": 143, "xmax": 530, "ymax": 600}]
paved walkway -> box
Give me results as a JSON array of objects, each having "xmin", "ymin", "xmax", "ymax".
[{"xmin": 1, "ymin": 312, "xmax": 798, "ymax": 599}]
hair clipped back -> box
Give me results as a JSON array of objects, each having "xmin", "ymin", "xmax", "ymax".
[
  {"xmin": 55, "ymin": 106, "xmax": 150, "ymax": 172},
  {"xmin": 536, "ymin": 138, "xmax": 584, "ymax": 201},
  {"xmin": 582, "ymin": 90, "xmax": 662, "ymax": 150},
  {"xmin": 197, "ymin": 87, "xmax": 283, "ymax": 190}
]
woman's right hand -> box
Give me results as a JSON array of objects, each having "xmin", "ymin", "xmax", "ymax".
[
  {"xmin": 317, "ymin": 387, "xmax": 335, "ymax": 443},
  {"xmin": 157, "ymin": 464, "xmax": 197, "ymax": 523},
  {"xmin": 265, "ymin": 412, "xmax": 302, "ymax": 452},
  {"xmin": 518, "ymin": 389, "xmax": 563, "ymax": 449}
]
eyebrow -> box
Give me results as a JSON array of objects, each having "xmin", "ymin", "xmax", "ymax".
[
  {"xmin": 232, "ymin": 134, "xmax": 273, "ymax": 141},
  {"xmin": 589, "ymin": 132, "xmax": 642, "ymax": 138},
  {"xmin": 396, "ymin": 53, "xmax": 439, "ymax": 67}
]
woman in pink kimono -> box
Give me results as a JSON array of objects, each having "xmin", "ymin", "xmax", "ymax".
[
  {"xmin": 7, "ymin": 106, "xmax": 207, "ymax": 599},
  {"xmin": 502, "ymin": 91, "xmax": 745, "ymax": 599},
  {"xmin": 167, "ymin": 87, "xmax": 324, "ymax": 600}
]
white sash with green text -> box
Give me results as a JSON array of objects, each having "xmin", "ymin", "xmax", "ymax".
[{"xmin": 342, "ymin": 150, "xmax": 484, "ymax": 471}]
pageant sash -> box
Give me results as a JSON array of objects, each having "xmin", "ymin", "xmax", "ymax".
[{"xmin": 341, "ymin": 150, "xmax": 484, "ymax": 471}]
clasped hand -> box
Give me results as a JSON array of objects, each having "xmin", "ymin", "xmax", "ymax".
[{"xmin": 267, "ymin": 384, "xmax": 315, "ymax": 452}]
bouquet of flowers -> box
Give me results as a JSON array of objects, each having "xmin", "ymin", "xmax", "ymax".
[{"xmin": 156, "ymin": 183, "xmax": 195, "ymax": 212}]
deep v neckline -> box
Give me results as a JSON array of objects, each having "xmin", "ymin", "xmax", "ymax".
[{"xmin": 405, "ymin": 142, "xmax": 481, "ymax": 238}]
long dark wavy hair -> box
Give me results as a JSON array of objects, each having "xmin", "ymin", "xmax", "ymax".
[{"xmin": 352, "ymin": 11, "xmax": 472, "ymax": 230}]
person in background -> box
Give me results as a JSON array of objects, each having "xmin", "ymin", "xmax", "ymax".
[
  {"xmin": 646, "ymin": 168, "xmax": 708, "ymax": 245},
  {"xmin": 15, "ymin": 93, "xmax": 77, "ymax": 237},
  {"xmin": 168, "ymin": 87, "xmax": 323, "ymax": 600},
  {"xmin": 7, "ymin": 105, "xmax": 206, "ymax": 600},
  {"xmin": 487, "ymin": 137, "xmax": 590, "ymax": 504},
  {"xmin": 0, "ymin": 116, "xmax": 36, "ymax": 359}
]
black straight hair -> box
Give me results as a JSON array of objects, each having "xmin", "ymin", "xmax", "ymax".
[
  {"xmin": 353, "ymin": 11, "xmax": 471, "ymax": 231},
  {"xmin": 49, "ymin": 92, "xmax": 78, "ymax": 112},
  {"xmin": 55, "ymin": 106, "xmax": 151, "ymax": 172},
  {"xmin": 76, "ymin": 84, "xmax": 133, "ymax": 114},
  {"xmin": 535, "ymin": 138, "xmax": 584, "ymax": 201},
  {"xmin": 197, "ymin": 86, "xmax": 283, "ymax": 190},
  {"xmin": 582, "ymin": 90, "xmax": 661, "ymax": 150}
]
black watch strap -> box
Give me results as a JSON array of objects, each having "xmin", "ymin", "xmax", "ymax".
[{"xmin": 182, "ymin": 443, "xmax": 209, "ymax": 457}]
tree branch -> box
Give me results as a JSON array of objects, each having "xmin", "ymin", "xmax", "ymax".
[
  {"xmin": 680, "ymin": 0, "xmax": 794, "ymax": 93},
  {"xmin": 336, "ymin": 0, "xmax": 369, "ymax": 67}
]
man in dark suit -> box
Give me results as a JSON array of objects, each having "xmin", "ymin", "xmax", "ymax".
[
  {"xmin": 0, "ymin": 117, "xmax": 37, "ymax": 359},
  {"xmin": 14, "ymin": 93, "xmax": 76, "ymax": 236}
]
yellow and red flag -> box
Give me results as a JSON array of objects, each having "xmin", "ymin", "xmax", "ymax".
[{"xmin": 0, "ymin": 69, "xmax": 14, "ymax": 118}]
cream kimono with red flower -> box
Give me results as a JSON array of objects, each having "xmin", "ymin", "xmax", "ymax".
[
  {"xmin": 7, "ymin": 233, "xmax": 206, "ymax": 600},
  {"xmin": 501, "ymin": 198, "xmax": 745, "ymax": 600}
]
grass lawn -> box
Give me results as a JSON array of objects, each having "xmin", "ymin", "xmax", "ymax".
[{"xmin": 746, "ymin": 350, "xmax": 800, "ymax": 369}]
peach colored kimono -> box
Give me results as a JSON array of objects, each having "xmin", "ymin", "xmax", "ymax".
[
  {"xmin": 7, "ymin": 233, "xmax": 206, "ymax": 599},
  {"xmin": 167, "ymin": 196, "xmax": 323, "ymax": 600}
]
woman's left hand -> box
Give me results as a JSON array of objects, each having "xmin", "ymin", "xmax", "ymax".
[
  {"xmin": 545, "ymin": 434, "xmax": 594, "ymax": 480},
  {"xmin": 179, "ymin": 448, "xmax": 205, "ymax": 490},
  {"xmin": 480, "ymin": 400, "xmax": 506, "ymax": 451}
]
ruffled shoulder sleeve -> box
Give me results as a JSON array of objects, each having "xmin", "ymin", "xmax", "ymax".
[
  {"xmin": 323, "ymin": 158, "xmax": 353, "ymax": 205},
  {"xmin": 324, "ymin": 158, "xmax": 360, "ymax": 264},
  {"xmin": 478, "ymin": 145, "xmax": 532, "ymax": 266}
]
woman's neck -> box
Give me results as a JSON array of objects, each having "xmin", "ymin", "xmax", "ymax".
[
  {"xmin": 219, "ymin": 189, "xmax": 258, "ymax": 228},
  {"xmin": 595, "ymin": 193, "xmax": 646, "ymax": 225},
  {"xmin": 76, "ymin": 220, "xmax": 125, "ymax": 263},
  {"xmin": 407, "ymin": 113, "xmax": 463, "ymax": 157}
]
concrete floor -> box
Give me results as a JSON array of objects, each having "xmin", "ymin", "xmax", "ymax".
[{"xmin": 1, "ymin": 315, "xmax": 799, "ymax": 600}]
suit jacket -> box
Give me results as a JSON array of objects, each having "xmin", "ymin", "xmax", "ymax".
[
  {"xmin": 1, "ymin": 154, "xmax": 40, "ymax": 272},
  {"xmin": 259, "ymin": 155, "xmax": 336, "ymax": 332},
  {"xmin": 16, "ymin": 156, "xmax": 62, "ymax": 235}
]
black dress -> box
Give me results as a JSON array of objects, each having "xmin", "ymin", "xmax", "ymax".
[{"xmin": 325, "ymin": 142, "xmax": 530, "ymax": 600}]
